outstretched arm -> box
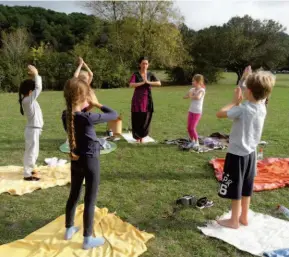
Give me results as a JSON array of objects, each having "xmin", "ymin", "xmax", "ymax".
[{"xmin": 28, "ymin": 65, "xmax": 42, "ymax": 101}]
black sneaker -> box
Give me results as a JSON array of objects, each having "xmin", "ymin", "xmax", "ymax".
[{"xmin": 24, "ymin": 176, "xmax": 40, "ymax": 181}]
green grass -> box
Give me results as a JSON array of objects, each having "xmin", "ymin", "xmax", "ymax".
[{"xmin": 0, "ymin": 73, "xmax": 289, "ymax": 256}]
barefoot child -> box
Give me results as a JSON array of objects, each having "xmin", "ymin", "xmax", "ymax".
[
  {"xmin": 62, "ymin": 78, "xmax": 118, "ymax": 249},
  {"xmin": 19, "ymin": 65, "xmax": 43, "ymax": 181},
  {"xmin": 216, "ymin": 71, "xmax": 275, "ymax": 229},
  {"xmin": 183, "ymin": 74, "xmax": 206, "ymax": 148}
]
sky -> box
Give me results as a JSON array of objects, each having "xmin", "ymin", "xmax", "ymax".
[{"xmin": 0, "ymin": 1, "xmax": 288, "ymax": 33}]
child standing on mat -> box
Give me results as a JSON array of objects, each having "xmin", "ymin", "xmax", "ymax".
[
  {"xmin": 19, "ymin": 65, "xmax": 43, "ymax": 181},
  {"xmin": 183, "ymin": 74, "xmax": 206, "ymax": 148},
  {"xmin": 216, "ymin": 71, "xmax": 275, "ymax": 229},
  {"xmin": 62, "ymin": 78, "xmax": 118, "ymax": 249}
]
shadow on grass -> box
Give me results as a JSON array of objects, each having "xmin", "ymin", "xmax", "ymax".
[{"xmin": 0, "ymin": 138, "xmax": 64, "ymax": 145}]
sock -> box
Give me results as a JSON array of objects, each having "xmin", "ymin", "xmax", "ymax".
[
  {"xmin": 83, "ymin": 236, "xmax": 105, "ymax": 250},
  {"xmin": 64, "ymin": 226, "xmax": 80, "ymax": 240}
]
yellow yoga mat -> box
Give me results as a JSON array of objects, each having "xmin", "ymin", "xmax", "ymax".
[
  {"xmin": 0, "ymin": 163, "xmax": 71, "ymax": 195},
  {"xmin": 0, "ymin": 204, "xmax": 154, "ymax": 257}
]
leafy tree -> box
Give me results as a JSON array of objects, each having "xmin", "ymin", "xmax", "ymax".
[
  {"xmin": 192, "ymin": 15, "xmax": 289, "ymax": 84},
  {"xmin": 0, "ymin": 28, "xmax": 29, "ymax": 92},
  {"xmin": 85, "ymin": 1, "xmax": 186, "ymax": 69},
  {"xmin": 0, "ymin": 5, "xmax": 100, "ymax": 51}
]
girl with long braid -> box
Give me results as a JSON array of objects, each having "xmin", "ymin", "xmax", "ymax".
[{"xmin": 62, "ymin": 78, "xmax": 118, "ymax": 250}]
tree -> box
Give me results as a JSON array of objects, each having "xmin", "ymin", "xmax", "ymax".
[
  {"xmin": 0, "ymin": 28, "xmax": 29, "ymax": 91},
  {"xmin": 192, "ymin": 15, "xmax": 289, "ymax": 84},
  {"xmin": 0, "ymin": 5, "xmax": 100, "ymax": 51},
  {"xmin": 85, "ymin": 1, "xmax": 186, "ymax": 69}
]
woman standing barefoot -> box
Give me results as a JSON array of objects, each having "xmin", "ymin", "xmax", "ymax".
[{"xmin": 129, "ymin": 57, "xmax": 161, "ymax": 143}]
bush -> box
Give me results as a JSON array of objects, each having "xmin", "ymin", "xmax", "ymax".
[
  {"xmin": 101, "ymin": 62, "xmax": 131, "ymax": 89},
  {"xmin": 35, "ymin": 51, "xmax": 74, "ymax": 90},
  {"xmin": 166, "ymin": 65, "xmax": 194, "ymax": 85}
]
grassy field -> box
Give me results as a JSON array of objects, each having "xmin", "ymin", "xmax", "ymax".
[{"xmin": 0, "ymin": 73, "xmax": 288, "ymax": 256}]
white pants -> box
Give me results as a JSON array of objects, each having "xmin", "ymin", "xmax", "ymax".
[{"xmin": 23, "ymin": 128, "xmax": 41, "ymax": 177}]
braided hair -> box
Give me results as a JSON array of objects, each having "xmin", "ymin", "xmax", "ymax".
[{"xmin": 63, "ymin": 78, "xmax": 89, "ymax": 160}]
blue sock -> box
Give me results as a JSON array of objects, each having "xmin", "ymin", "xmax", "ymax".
[
  {"xmin": 83, "ymin": 236, "xmax": 105, "ymax": 250},
  {"xmin": 64, "ymin": 226, "xmax": 80, "ymax": 240}
]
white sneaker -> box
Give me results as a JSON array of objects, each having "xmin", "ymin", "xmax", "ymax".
[{"xmin": 187, "ymin": 142, "xmax": 195, "ymax": 148}]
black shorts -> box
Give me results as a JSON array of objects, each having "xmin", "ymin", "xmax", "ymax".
[{"xmin": 218, "ymin": 152, "xmax": 256, "ymax": 200}]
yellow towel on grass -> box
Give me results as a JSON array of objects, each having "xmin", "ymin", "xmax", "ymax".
[
  {"xmin": 0, "ymin": 204, "xmax": 154, "ymax": 257},
  {"xmin": 0, "ymin": 163, "xmax": 71, "ymax": 195}
]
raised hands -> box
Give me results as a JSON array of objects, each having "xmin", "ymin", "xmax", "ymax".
[
  {"xmin": 27, "ymin": 65, "xmax": 38, "ymax": 76},
  {"xmin": 78, "ymin": 57, "xmax": 84, "ymax": 66},
  {"xmin": 233, "ymin": 87, "xmax": 243, "ymax": 105}
]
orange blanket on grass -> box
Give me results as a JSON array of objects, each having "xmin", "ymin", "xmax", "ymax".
[{"xmin": 210, "ymin": 158, "xmax": 289, "ymax": 191}]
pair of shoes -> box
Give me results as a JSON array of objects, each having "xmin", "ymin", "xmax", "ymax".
[
  {"xmin": 176, "ymin": 195, "xmax": 197, "ymax": 206},
  {"xmin": 196, "ymin": 197, "xmax": 214, "ymax": 209},
  {"xmin": 187, "ymin": 142, "xmax": 196, "ymax": 148},
  {"xmin": 192, "ymin": 142, "xmax": 200, "ymax": 151}
]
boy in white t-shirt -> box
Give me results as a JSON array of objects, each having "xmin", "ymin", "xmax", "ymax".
[
  {"xmin": 216, "ymin": 71, "xmax": 275, "ymax": 229},
  {"xmin": 183, "ymin": 74, "xmax": 206, "ymax": 147}
]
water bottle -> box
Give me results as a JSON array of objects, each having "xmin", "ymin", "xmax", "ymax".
[
  {"xmin": 257, "ymin": 148, "xmax": 263, "ymax": 160},
  {"xmin": 108, "ymin": 129, "xmax": 113, "ymax": 137},
  {"xmin": 277, "ymin": 205, "xmax": 289, "ymax": 218}
]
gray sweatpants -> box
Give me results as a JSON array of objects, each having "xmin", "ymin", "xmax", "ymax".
[{"xmin": 23, "ymin": 127, "xmax": 41, "ymax": 177}]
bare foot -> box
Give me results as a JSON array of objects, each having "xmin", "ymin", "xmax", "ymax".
[
  {"xmin": 239, "ymin": 216, "xmax": 249, "ymax": 226},
  {"xmin": 217, "ymin": 219, "xmax": 239, "ymax": 229}
]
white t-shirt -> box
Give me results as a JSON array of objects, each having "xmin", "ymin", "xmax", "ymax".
[
  {"xmin": 188, "ymin": 87, "xmax": 205, "ymax": 114},
  {"xmin": 227, "ymin": 101, "xmax": 266, "ymax": 156}
]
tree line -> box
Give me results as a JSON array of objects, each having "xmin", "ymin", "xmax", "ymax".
[{"xmin": 0, "ymin": 2, "xmax": 288, "ymax": 92}]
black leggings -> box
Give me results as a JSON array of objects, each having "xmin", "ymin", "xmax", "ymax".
[{"xmin": 65, "ymin": 156, "xmax": 100, "ymax": 237}]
